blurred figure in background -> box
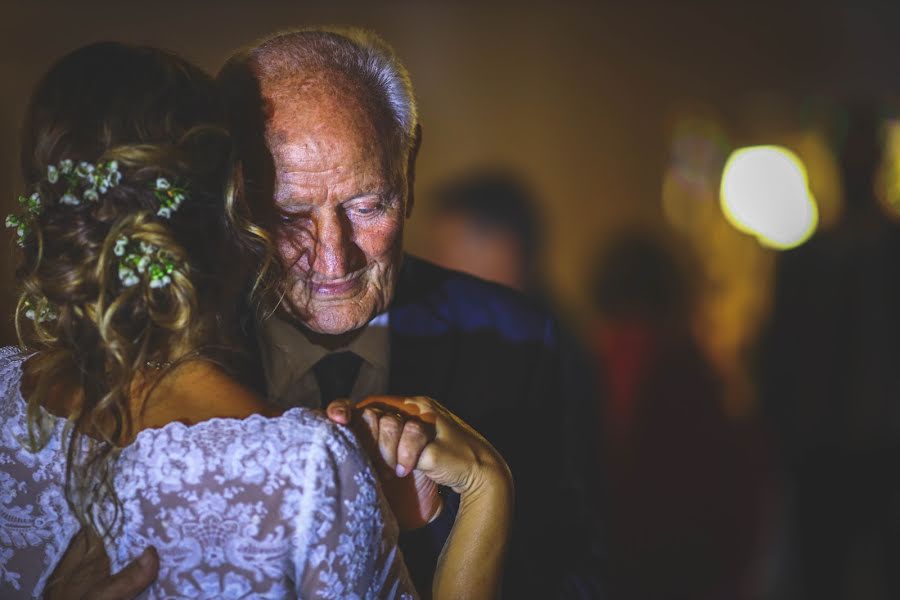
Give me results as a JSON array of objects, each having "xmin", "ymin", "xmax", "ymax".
[
  {"xmin": 426, "ymin": 169, "xmax": 542, "ymax": 296},
  {"xmin": 425, "ymin": 169, "xmax": 606, "ymax": 598},
  {"xmin": 758, "ymin": 103, "xmax": 900, "ymax": 600},
  {"xmin": 590, "ymin": 232, "xmax": 765, "ymax": 600}
]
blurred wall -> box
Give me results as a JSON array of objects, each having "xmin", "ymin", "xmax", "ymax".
[{"xmin": 3, "ymin": 1, "xmax": 900, "ymax": 347}]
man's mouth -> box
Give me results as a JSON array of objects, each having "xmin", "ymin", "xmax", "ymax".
[{"xmin": 308, "ymin": 267, "xmax": 368, "ymax": 297}]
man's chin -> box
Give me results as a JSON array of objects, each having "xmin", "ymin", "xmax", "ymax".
[
  {"xmin": 285, "ymin": 281, "xmax": 391, "ymax": 336},
  {"xmin": 301, "ymin": 306, "xmax": 375, "ymax": 337}
]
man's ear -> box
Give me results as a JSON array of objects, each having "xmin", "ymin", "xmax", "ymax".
[{"xmin": 405, "ymin": 124, "xmax": 422, "ymax": 219}]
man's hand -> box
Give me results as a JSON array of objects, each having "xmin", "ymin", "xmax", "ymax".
[
  {"xmin": 45, "ymin": 526, "xmax": 158, "ymax": 600},
  {"xmin": 327, "ymin": 397, "xmax": 442, "ymax": 530},
  {"xmin": 81, "ymin": 548, "xmax": 159, "ymax": 600}
]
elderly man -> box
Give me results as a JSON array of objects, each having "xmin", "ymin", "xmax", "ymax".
[{"xmin": 64, "ymin": 27, "xmax": 603, "ymax": 599}]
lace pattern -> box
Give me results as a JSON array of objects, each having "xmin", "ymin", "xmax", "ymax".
[{"xmin": 0, "ymin": 347, "xmax": 415, "ymax": 599}]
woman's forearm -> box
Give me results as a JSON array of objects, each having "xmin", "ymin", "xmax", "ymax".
[{"xmin": 432, "ymin": 466, "xmax": 514, "ymax": 600}]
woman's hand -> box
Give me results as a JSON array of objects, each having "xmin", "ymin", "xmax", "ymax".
[
  {"xmin": 330, "ymin": 395, "xmax": 513, "ymax": 599},
  {"xmin": 326, "ymin": 395, "xmax": 512, "ymax": 525},
  {"xmin": 357, "ymin": 395, "xmax": 511, "ymax": 496},
  {"xmin": 328, "ymin": 395, "xmax": 440, "ymax": 530}
]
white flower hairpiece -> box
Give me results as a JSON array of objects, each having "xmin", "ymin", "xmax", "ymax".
[
  {"xmin": 154, "ymin": 177, "xmax": 187, "ymax": 219},
  {"xmin": 114, "ymin": 235, "xmax": 180, "ymax": 289},
  {"xmin": 6, "ymin": 159, "xmax": 121, "ymax": 247},
  {"xmin": 5, "ymin": 193, "xmax": 42, "ymax": 247},
  {"xmin": 51, "ymin": 159, "xmax": 121, "ymax": 206},
  {"xmin": 22, "ymin": 297, "xmax": 58, "ymax": 323},
  {"xmin": 7, "ymin": 159, "xmax": 190, "ymax": 249}
]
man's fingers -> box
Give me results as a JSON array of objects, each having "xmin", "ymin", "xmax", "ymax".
[
  {"xmin": 377, "ymin": 413, "xmax": 403, "ymax": 471},
  {"xmin": 83, "ymin": 546, "xmax": 158, "ymax": 600},
  {"xmin": 395, "ymin": 419, "xmax": 433, "ymax": 477},
  {"xmin": 358, "ymin": 407, "xmax": 386, "ymax": 467},
  {"xmin": 353, "ymin": 400, "xmax": 439, "ymax": 480},
  {"xmin": 325, "ymin": 399, "xmax": 353, "ymax": 425},
  {"xmin": 358, "ymin": 395, "xmax": 437, "ymax": 425}
]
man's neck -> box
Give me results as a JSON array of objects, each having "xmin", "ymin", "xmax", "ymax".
[{"xmin": 299, "ymin": 326, "xmax": 366, "ymax": 352}]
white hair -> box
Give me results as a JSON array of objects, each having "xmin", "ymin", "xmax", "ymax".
[{"xmin": 242, "ymin": 26, "xmax": 418, "ymax": 154}]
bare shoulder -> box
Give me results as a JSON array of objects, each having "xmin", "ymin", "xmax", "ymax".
[{"xmin": 141, "ymin": 360, "xmax": 280, "ymax": 429}]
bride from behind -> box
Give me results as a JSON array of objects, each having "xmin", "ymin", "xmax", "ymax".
[{"xmin": 0, "ymin": 42, "xmax": 511, "ymax": 599}]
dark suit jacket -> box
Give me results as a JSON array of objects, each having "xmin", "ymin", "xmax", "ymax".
[
  {"xmin": 243, "ymin": 254, "xmax": 604, "ymax": 598},
  {"xmin": 388, "ymin": 255, "xmax": 604, "ymax": 598}
]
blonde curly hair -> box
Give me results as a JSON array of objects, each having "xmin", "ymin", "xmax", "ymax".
[{"xmin": 13, "ymin": 42, "xmax": 276, "ymax": 540}]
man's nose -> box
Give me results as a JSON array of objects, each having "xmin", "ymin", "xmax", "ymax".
[{"xmin": 312, "ymin": 209, "xmax": 359, "ymax": 277}]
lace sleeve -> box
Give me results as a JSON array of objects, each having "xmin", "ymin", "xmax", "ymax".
[
  {"xmin": 107, "ymin": 409, "xmax": 417, "ymax": 599},
  {"xmin": 296, "ymin": 422, "xmax": 418, "ymax": 599}
]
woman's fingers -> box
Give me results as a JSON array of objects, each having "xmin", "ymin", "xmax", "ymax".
[
  {"xmin": 398, "ymin": 396, "xmax": 441, "ymax": 426},
  {"xmin": 416, "ymin": 439, "xmax": 440, "ymax": 474}
]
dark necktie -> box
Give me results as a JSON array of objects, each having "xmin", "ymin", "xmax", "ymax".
[{"xmin": 312, "ymin": 351, "xmax": 363, "ymax": 405}]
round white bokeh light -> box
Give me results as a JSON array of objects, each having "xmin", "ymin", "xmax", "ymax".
[{"xmin": 720, "ymin": 145, "xmax": 818, "ymax": 250}]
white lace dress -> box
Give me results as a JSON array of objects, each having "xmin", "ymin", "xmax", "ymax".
[{"xmin": 0, "ymin": 347, "xmax": 416, "ymax": 599}]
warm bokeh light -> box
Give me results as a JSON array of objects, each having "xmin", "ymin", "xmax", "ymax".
[
  {"xmin": 784, "ymin": 130, "xmax": 843, "ymax": 231},
  {"xmin": 720, "ymin": 145, "xmax": 818, "ymax": 249},
  {"xmin": 661, "ymin": 114, "xmax": 729, "ymax": 233},
  {"xmin": 877, "ymin": 119, "xmax": 900, "ymax": 220}
]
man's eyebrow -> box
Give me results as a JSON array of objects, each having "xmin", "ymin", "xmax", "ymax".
[
  {"xmin": 343, "ymin": 191, "xmax": 388, "ymax": 202},
  {"xmin": 277, "ymin": 200, "xmax": 314, "ymax": 211},
  {"xmin": 272, "ymin": 186, "xmax": 313, "ymax": 204},
  {"xmin": 273, "ymin": 181, "xmax": 317, "ymax": 203}
]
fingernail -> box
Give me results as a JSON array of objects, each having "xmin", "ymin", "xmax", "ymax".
[{"xmin": 395, "ymin": 464, "xmax": 408, "ymax": 478}]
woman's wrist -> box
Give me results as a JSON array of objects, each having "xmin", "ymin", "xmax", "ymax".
[
  {"xmin": 436, "ymin": 456, "xmax": 513, "ymax": 600},
  {"xmin": 457, "ymin": 453, "xmax": 514, "ymax": 505}
]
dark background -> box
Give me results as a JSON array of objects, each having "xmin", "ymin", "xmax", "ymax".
[
  {"xmin": 5, "ymin": 3, "xmax": 900, "ymax": 598},
  {"xmin": 5, "ymin": 2, "xmax": 900, "ymax": 345}
]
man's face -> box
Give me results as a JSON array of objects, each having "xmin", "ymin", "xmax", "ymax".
[{"xmin": 264, "ymin": 77, "xmax": 407, "ymax": 335}]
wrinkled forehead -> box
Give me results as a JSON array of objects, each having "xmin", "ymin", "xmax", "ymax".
[{"xmin": 261, "ymin": 70, "xmax": 401, "ymax": 170}]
